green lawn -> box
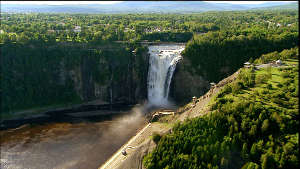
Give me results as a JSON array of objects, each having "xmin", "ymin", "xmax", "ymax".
[{"xmin": 224, "ymin": 60, "xmax": 298, "ymax": 113}]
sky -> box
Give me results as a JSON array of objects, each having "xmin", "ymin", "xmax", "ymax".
[
  {"xmin": 0, "ymin": 1, "xmax": 123, "ymax": 5},
  {"xmin": 0, "ymin": 1, "xmax": 296, "ymax": 5},
  {"xmin": 206, "ymin": 1, "xmax": 295, "ymax": 4}
]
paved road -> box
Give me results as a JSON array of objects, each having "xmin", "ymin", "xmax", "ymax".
[{"xmin": 99, "ymin": 123, "xmax": 151, "ymax": 169}]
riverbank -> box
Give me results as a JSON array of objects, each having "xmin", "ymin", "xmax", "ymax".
[
  {"xmin": 0, "ymin": 108, "xmax": 148, "ymax": 169},
  {"xmin": 0, "ymin": 100, "xmax": 136, "ymax": 130}
]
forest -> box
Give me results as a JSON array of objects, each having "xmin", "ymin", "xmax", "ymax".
[
  {"xmin": 1, "ymin": 9, "xmax": 298, "ymax": 115},
  {"xmin": 143, "ymin": 47, "xmax": 299, "ymax": 169}
]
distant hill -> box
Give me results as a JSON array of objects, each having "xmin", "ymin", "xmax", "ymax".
[
  {"xmin": 1, "ymin": 1, "xmax": 298, "ymax": 13},
  {"xmin": 251, "ymin": 2, "xmax": 298, "ymax": 10}
]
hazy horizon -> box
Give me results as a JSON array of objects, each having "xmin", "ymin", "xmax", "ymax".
[{"xmin": 1, "ymin": 1, "xmax": 296, "ymax": 5}]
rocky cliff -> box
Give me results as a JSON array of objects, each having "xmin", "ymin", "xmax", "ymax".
[
  {"xmin": 1, "ymin": 42, "xmax": 149, "ymax": 113},
  {"xmin": 170, "ymin": 58, "xmax": 210, "ymax": 104},
  {"xmin": 2, "ymin": 41, "xmax": 210, "ymax": 113},
  {"xmin": 70, "ymin": 43, "xmax": 150, "ymax": 105}
]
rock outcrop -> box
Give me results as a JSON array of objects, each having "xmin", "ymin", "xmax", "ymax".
[
  {"xmin": 71, "ymin": 44, "xmax": 149, "ymax": 105},
  {"xmin": 171, "ymin": 58, "xmax": 210, "ymax": 103}
]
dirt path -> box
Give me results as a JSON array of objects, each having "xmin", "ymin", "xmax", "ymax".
[{"xmin": 99, "ymin": 123, "xmax": 151, "ymax": 169}]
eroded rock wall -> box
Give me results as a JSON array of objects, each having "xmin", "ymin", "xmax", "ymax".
[{"xmin": 171, "ymin": 58, "xmax": 210, "ymax": 104}]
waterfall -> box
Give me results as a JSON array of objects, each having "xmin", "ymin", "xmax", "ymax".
[{"xmin": 147, "ymin": 45, "xmax": 185, "ymax": 107}]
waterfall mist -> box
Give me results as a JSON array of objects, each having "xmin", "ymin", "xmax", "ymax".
[{"xmin": 147, "ymin": 45, "xmax": 185, "ymax": 109}]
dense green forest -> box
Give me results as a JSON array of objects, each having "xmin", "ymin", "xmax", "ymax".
[
  {"xmin": 144, "ymin": 48, "xmax": 299, "ymax": 169},
  {"xmin": 1, "ymin": 9, "xmax": 298, "ymax": 114},
  {"xmin": 1, "ymin": 10, "xmax": 298, "ymax": 43}
]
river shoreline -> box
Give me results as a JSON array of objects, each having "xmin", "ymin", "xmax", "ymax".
[
  {"xmin": 0, "ymin": 109, "xmax": 148, "ymax": 169},
  {"xmin": 0, "ymin": 102, "xmax": 137, "ymax": 130}
]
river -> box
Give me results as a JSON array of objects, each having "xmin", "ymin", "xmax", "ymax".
[{"xmin": 0, "ymin": 108, "xmax": 147, "ymax": 169}]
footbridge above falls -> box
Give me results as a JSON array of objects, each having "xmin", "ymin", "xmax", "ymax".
[{"xmin": 114, "ymin": 41, "xmax": 186, "ymax": 46}]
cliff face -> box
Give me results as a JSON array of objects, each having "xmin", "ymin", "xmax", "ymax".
[
  {"xmin": 78, "ymin": 43, "xmax": 212, "ymax": 106},
  {"xmin": 3, "ymin": 41, "xmax": 206, "ymax": 113},
  {"xmin": 71, "ymin": 44, "xmax": 149, "ymax": 105},
  {"xmin": 1, "ymin": 42, "xmax": 149, "ymax": 113},
  {"xmin": 170, "ymin": 58, "xmax": 210, "ymax": 103}
]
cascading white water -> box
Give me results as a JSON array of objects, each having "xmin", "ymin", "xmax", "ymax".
[{"xmin": 147, "ymin": 45, "xmax": 185, "ymax": 107}]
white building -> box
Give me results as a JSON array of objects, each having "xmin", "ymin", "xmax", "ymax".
[
  {"xmin": 73, "ymin": 26, "xmax": 81, "ymax": 32},
  {"xmin": 276, "ymin": 60, "xmax": 282, "ymax": 65}
]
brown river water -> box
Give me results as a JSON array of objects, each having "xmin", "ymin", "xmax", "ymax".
[{"xmin": 0, "ymin": 108, "xmax": 147, "ymax": 169}]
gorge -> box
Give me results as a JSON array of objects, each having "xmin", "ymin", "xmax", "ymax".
[{"xmin": 0, "ymin": 43, "xmax": 186, "ymax": 169}]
